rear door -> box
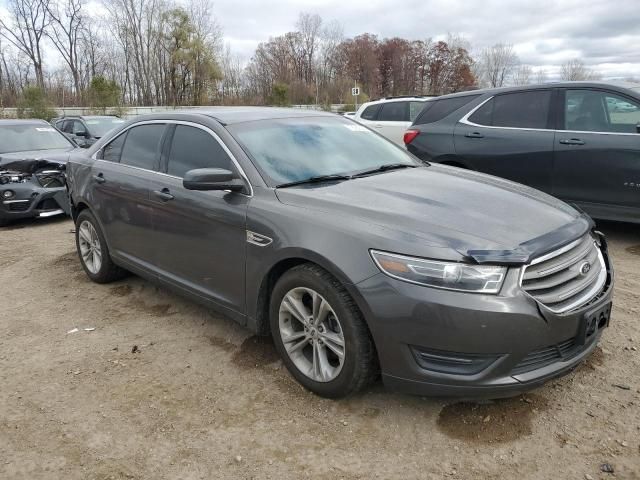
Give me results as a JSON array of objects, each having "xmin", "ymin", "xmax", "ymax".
[
  {"xmin": 553, "ymin": 88, "xmax": 640, "ymax": 217},
  {"xmin": 454, "ymin": 90, "xmax": 556, "ymax": 193},
  {"xmin": 91, "ymin": 123, "xmax": 168, "ymax": 268},
  {"xmin": 149, "ymin": 123, "xmax": 250, "ymax": 314}
]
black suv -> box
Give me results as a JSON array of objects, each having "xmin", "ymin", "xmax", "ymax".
[
  {"xmin": 53, "ymin": 116, "xmax": 125, "ymax": 148},
  {"xmin": 405, "ymin": 82, "xmax": 640, "ymax": 223}
]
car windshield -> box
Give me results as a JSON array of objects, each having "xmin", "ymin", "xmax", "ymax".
[
  {"xmin": 0, "ymin": 124, "xmax": 73, "ymax": 154},
  {"xmin": 229, "ymin": 116, "xmax": 420, "ymax": 186},
  {"xmin": 84, "ymin": 117, "xmax": 126, "ymax": 137}
]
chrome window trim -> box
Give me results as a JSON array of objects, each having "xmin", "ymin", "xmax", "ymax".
[
  {"xmin": 91, "ymin": 119, "xmax": 253, "ymax": 197},
  {"xmin": 460, "ymin": 94, "xmax": 640, "ymax": 136},
  {"xmin": 518, "ymin": 238, "xmax": 607, "ymax": 314}
]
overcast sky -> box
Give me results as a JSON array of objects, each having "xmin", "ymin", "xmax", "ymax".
[
  {"xmin": 1, "ymin": 0, "xmax": 639, "ymax": 80},
  {"xmin": 214, "ymin": 0, "xmax": 640, "ymax": 79}
]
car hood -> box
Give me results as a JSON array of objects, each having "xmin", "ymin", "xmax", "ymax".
[
  {"xmin": 275, "ymin": 165, "xmax": 591, "ymax": 265},
  {"xmin": 0, "ymin": 148, "xmax": 75, "ymax": 173}
]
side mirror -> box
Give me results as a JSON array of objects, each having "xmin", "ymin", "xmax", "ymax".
[{"xmin": 183, "ymin": 168, "xmax": 245, "ymax": 192}]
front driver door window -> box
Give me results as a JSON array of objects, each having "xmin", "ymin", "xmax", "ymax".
[
  {"xmin": 553, "ymin": 89, "xmax": 640, "ymax": 213},
  {"xmin": 150, "ymin": 124, "xmax": 249, "ymax": 314}
]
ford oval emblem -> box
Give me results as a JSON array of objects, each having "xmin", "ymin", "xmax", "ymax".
[{"xmin": 579, "ymin": 261, "xmax": 591, "ymax": 275}]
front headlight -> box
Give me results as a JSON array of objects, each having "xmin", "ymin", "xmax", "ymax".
[{"xmin": 370, "ymin": 250, "xmax": 506, "ymax": 294}]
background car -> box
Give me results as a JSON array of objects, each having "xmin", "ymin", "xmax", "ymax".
[
  {"xmin": 0, "ymin": 119, "xmax": 76, "ymax": 226},
  {"xmin": 404, "ymin": 81, "xmax": 640, "ymax": 223},
  {"xmin": 353, "ymin": 96, "xmax": 434, "ymax": 144},
  {"xmin": 53, "ymin": 115, "xmax": 125, "ymax": 148}
]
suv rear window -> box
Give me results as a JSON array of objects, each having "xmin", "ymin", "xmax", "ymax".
[
  {"xmin": 469, "ymin": 91, "xmax": 551, "ymax": 129},
  {"xmin": 413, "ymin": 95, "xmax": 480, "ymax": 125}
]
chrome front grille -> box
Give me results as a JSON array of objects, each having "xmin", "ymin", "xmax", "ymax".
[{"xmin": 521, "ymin": 234, "xmax": 606, "ymax": 313}]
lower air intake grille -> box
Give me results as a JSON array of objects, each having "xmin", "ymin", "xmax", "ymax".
[{"xmin": 511, "ymin": 338, "xmax": 577, "ymax": 375}]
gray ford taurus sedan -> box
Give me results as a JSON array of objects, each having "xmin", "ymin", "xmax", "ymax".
[{"xmin": 66, "ymin": 108, "xmax": 614, "ymax": 399}]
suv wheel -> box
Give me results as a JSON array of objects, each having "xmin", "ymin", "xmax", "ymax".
[
  {"xmin": 270, "ymin": 264, "xmax": 377, "ymax": 398},
  {"xmin": 75, "ymin": 210, "xmax": 127, "ymax": 283}
]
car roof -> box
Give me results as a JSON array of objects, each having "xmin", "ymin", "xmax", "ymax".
[
  {"xmin": 0, "ymin": 118, "xmax": 50, "ymax": 126},
  {"xmin": 56, "ymin": 115, "xmax": 119, "ymax": 120},
  {"xmin": 436, "ymin": 81, "xmax": 640, "ymax": 100},
  {"xmin": 127, "ymin": 107, "xmax": 336, "ymax": 125}
]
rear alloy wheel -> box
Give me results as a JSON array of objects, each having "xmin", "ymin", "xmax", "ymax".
[
  {"xmin": 270, "ymin": 264, "xmax": 377, "ymax": 398},
  {"xmin": 75, "ymin": 209, "xmax": 128, "ymax": 283},
  {"xmin": 78, "ymin": 220, "xmax": 102, "ymax": 274}
]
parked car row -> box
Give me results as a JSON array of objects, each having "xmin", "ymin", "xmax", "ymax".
[{"xmin": 3, "ymin": 82, "xmax": 632, "ymax": 400}]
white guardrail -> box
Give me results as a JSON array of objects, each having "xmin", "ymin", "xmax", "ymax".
[{"xmin": 0, "ymin": 104, "xmax": 350, "ymax": 119}]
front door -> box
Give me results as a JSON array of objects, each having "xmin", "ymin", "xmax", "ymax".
[
  {"xmin": 149, "ymin": 123, "xmax": 250, "ymax": 314},
  {"xmin": 553, "ymin": 88, "xmax": 640, "ymax": 218}
]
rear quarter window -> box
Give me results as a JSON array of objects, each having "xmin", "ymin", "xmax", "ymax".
[
  {"xmin": 413, "ymin": 95, "xmax": 480, "ymax": 125},
  {"xmin": 360, "ymin": 104, "xmax": 380, "ymax": 120}
]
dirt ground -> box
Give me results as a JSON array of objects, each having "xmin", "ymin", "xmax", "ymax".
[{"xmin": 1, "ymin": 216, "xmax": 639, "ymax": 480}]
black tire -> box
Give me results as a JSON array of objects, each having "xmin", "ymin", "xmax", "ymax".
[
  {"xmin": 270, "ymin": 263, "xmax": 378, "ymax": 398},
  {"xmin": 75, "ymin": 209, "xmax": 128, "ymax": 283},
  {"xmin": 0, "ymin": 218, "xmax": 9, "ymax": 227}
]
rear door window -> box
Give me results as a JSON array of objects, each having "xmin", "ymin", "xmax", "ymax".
[
  {"xmin": 469, "ymin": 91, "xmax": 551, "ymax": 129},
  {"xmin": 119, "ymin": 124, "xmax": 166, "ymax": 170},
  {"xmin": 167, "ymin": 125, "xmax": 232, "ymax": 177},
  {"xmin": 414, "ymin": 95, "xmax": 480, "ymax": 125},
  {"xmin": 377, "ymin": 102, "xmax": 408, "ymax": 122}
]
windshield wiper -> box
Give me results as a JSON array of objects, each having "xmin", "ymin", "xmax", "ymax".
[
  {"xmin": 350, "ymin": 163, "xmax": 417, "ymax": 178},
  {"xmin": 276, "ymin": 174, "xmax": 353, "ymax": 188}
]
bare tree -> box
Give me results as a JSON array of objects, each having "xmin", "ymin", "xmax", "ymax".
[
  {"xmin": 0, "ymin": 0, "xmax": 51, "ymax": 88},
  {"xmin": 45, "ymin": 0, "xmax": 86, "ymax": 98},
  {"xmin": 478, "ymin": 43, "xmax": 519, "ymax": 87},
  {"xmin": 534, "ymin": 68, "xmax": 548, "ymax": 84},
  {"xmin": 512, "ymin": 64, "xmax": 532, "ymax": 85},
  {"xmin": 560, "ymin": 59, "xmax": 601, "ymax": 81}
]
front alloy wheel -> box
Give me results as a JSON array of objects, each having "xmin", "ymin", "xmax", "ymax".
[
  {"xmin": 270, "ymin": 264, "xmax": 378, "ymax": 398},
  {"xmin": 279, "ymin": 287, "xmax": 345, "ymax": 382}
]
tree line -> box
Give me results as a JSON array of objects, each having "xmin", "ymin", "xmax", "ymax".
[{"xmin": 0, "ymin": 0, "xmax": 612, "ymax": 114}]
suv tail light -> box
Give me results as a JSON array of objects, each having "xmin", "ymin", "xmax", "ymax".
[{"xmin": 403, "ymin": 130, "xmax": 419, "ymax": 145}]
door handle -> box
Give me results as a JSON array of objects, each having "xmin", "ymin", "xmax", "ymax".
[
  {"xmin": 92, "ymin": 173, "xmax": 106, "ymax": 184},
  {"xmin": 373, "ymin": 124, "xmax": 384, "ymax": 128},
  {"xmin": 153, "ymin": 188, "xmax": 174, "ymax": 201},
  {"xmin": 559, "ymin": 138, "xmax": 585, "ymax": 145},
  {"xmin": 465, "ymin": 132, "xmax": 484, "ymax": 138}
]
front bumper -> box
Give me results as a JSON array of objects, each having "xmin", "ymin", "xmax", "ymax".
[
  {"xmin": 356, "ymin": 242, "xmax": 614, "ymax": 399},
  {"xmin": 0, "ymin": 183, "xmax": 69, "ymax": 222}
]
